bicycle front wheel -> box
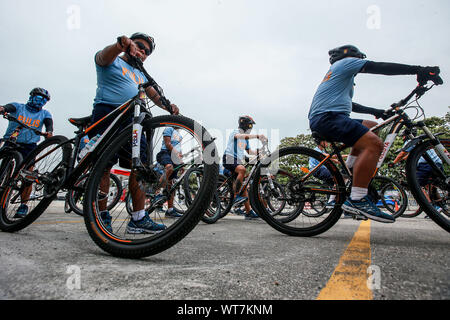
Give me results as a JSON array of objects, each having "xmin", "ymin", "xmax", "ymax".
[
  {"xmin": 406, "ymin": 139, "xmax": 449, "ymax": 232},
  {"xmin": 0, "ymin": 136, "xmax": 71, "ymax": 232},
  {"xmin": 83, "ymin": 115, "xmax": 219, "ymax": 258},
  {"xmin": 249, "ymin": 146, "xmax": 345, "ymax": 237},
  {"xmin": 368, "ymin": 176, "xmax": 408, "ymax": 218}
]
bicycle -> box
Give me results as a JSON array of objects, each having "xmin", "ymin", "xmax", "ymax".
[
  {"xmin": 0, "ymin": 56, "xmax": 219, "ymax": 258},
  {"xmin": 249, "ymin": 81, "xmax": 449, "ymax": 236}
]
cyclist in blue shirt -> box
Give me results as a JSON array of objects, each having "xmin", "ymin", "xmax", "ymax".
[
  {"xmin": 156, "ymin": 126, "xmax": 184, "ymax": 218},
  {"xmin": 223, "ymin": 116, "xmax": 267, "ymax": 220},
  {"xmin": 308, "ymin": 44, "xmax": 442, "ymax": 223},
  {"xmin": 0, "ymin": 87, "xmax": 53, "ymax": 217},
  {"xmin": 90, "ymin": 33, "xmax": 179, "ymax": 234}
]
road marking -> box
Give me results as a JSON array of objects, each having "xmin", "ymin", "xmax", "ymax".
[{"xmin": 316, "ymin": 220, "xmax": 372, "ymax": 300}]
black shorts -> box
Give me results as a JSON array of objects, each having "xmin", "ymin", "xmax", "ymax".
[
  {"xmin": 156, "ymin": 150, "xmax": 181, "ymax": 180},
  {"xmin": 309, "ymin": 112, "xmax": 369, "ymax": 147},
  {"xmin": 90, "ymin": 104, "xmax": 147, "ymax": 169},
  {"xmin": 222, "ymin": 154, "xmax": 242, "ymax": 173}
]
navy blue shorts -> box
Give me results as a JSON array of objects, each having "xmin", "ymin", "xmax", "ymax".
[
  {"xmin": 156, "ymin": 150, "xmax": 181, "ymax": 180},
  {"xmin": 90, "ymin": 104, "xmax": 147, "ymax": 169},
  {"xmin": 416, "ymin": 162, "xmax": 444, "ymax": 187},
  {"xmin": 222, "ymin": 154, "xmax": 241, "ymax": 173},
  {"xmin": 309, "ymin": 112, "xmax": 369, "ymax": 147}
]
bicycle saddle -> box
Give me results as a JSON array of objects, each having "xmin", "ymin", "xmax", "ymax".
[
  {"xmin": 68, "ymin": 116, "xmax": 92, "ymax": 128},
  {"xmin": 311, "ymin": 131, "xmax": 330, "ymax": 144}
]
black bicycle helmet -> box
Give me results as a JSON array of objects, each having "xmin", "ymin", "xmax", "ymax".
[
  {"xmin": 238, "ymin": 115, "xmax": 256, "ymax": 131},
  {"xmin": 130, "ymin": 32, "xmax": 156, "ymax": 55},
  {"xmin": 328, "ymin": 45, "xmax": 366, "ymax": 65},
  {"xmin": 29, "ymin": 87, "xmax": 50, "ymax": 101}
]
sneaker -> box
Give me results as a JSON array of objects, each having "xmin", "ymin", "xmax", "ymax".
[
  {"xmin": 14, "ymin": 204, "xmax": 28, "ymax": 219},
  {"xmin": 434, "ymin": 205, "xmax": 443, "ymax": 213},
  {"xmin": 244, "ymin": 210, "xmax": 260, "ymax": 220},
  {"xmin": 100, "ymin": 211, "xmax": 113, "ymax": 233},
  {"xmin": 165, "ymin": 208, "xmax": 183, "ymax": 219},
  {"xmin": 233, "ymin": 196, "xmax": 248, "ymax": 206},
  {"xmin": 234, "ymin": 208, "xmax": 246, "ymax": 215},
  {"xmin": 126, "ymin": 212, "xmax": 167, "ymax": 234},
  {"xmin": 342, "ymin": 196, "xmax": 395, "ymax": 223},
  {"xmin": 325, "ymin": 200, "xmax": 336, "ymax": 209}
]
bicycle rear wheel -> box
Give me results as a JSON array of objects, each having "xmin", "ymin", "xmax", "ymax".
[
  {"xmin": 406, "ymin": 139, "xmax": 449, "ymax": 232},
  {"xmin": 83, "ymin": 115, "xmax": 219, "ymax": 258},
  {"xmin": 0, "ymin": 136, "xmax": 71, "ymax": 232},
  {"xmin": 249, "ymin": 146, "xmax": 345, "ymax": 237}
]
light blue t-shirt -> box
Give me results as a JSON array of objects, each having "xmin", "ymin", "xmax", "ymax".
[
  {"xmin": 224, "ymin": 129, "xmax": 250, "ymax": 161},
  {"xmin": 3, "ymin": 103, "xmax": 52, "ymax": 144},
  {"xmin": 93, "ymin": 55, "xmax": 148, "ymax": 107},
  {"xmin": 161, "ymin": 127, "xmax": 183, "ymax": 152},
  {"xmin": 308, "ymin": 57, "xmax": 368, "ymax": 120}
]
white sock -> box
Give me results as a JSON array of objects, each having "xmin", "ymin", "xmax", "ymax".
[
  {"xmin": 346, "ymin": 155, "xmax": 358, "ymax": 169},
  {"xmin": 132, "ymin": 209, "xmax": 146, "ymax": 221},
  {"xmin": 328, "ymin": 195, "xmax": 336, "ymax": 203},
  {"xmin": 350, "ymin": 187, "xmax": 368, "ymax": 201}
]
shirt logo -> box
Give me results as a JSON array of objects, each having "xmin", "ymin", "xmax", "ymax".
[
  {"xmin": 122, "ymin": 67, "xmax": 145, "ymax": 85},
  {"xmin": 17, "ymin": 115, "xmax": 40, "ymax": 128},
  {"xmin": 322, "ymin": 71, "xmax": 332, "ymax": 83}
]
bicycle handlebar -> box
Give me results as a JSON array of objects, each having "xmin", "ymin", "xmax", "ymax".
[
  {"xmin": 390, "ymin": 83, "xmax": 434, "ymax": 111},
  {"xmin": 126, "ymin": 53, "xmax": 174, "ymax": 115},
  {"xmin": 1, "ymin": 112, "xmax": 46, "ymax": 136}
]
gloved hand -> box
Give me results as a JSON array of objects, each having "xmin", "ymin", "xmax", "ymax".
[
  {"xmin": 417, "ymin": 66, "xmax": 443, "ymax": 85},
  {"xmin": 373, "ymin": 109, "xmax": 394, "ymax": 120}
]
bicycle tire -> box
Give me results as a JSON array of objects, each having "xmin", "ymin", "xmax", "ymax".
[
  {"xmin": 67, "ymin": 173, "xmax": 123, "ymax": 216},
  {"xmin": 83, "ymin": 115, "xmax": 219, "ymax": 258},
  {"xmin": 217, "ymin": 175, "xmax": 234, "ymax": 219},
  {"xmin": 405, "ymin": 139, "xmax": 449, "ymax": 232},
  {"xmin": 369, "ymin": 176, "xmax": 408, "ymax": 218},
  {"xmin": 0, "ymin": 150, "xmax": 22, "ymax": 193},
  {"xmin": 183, "ymin": 167, "xmax": 221, "ymax": 224},
  {"xmin": 249, "ymin": 146, "xmax": 345, "ymax": 237},
  {"xmin": 0, "ymin": 136, "xmax": 71, "ymax": 232}
]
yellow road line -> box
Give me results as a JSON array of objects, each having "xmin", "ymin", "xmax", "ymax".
[{"xmin": 316, "ymin": 220, "xmax": 372, "ymax": 300}]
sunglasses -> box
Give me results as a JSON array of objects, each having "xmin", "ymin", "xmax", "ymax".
[{"xmin": 135, "ymin": 41, "xmax": 152, "ymax": 56}]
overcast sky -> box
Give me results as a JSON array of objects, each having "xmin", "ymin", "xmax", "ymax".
[{"xmin": 0, "ymin": 0, "xmax": 449, "ymax": 154}]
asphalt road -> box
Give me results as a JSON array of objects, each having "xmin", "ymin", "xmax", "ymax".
[{"xmin": 0, "ymin": 202, "xmax": 448, "ymax": 300}]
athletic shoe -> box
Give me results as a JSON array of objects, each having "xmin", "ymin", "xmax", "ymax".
[
  {"xmin": 233, "ymin": 196, "xmax": 248, "ymax": 206},
  {"xmin": 14, "ymin": 204, "xmax": 28, "ymax": 219},
  {"xmin": 325, "ymin": 200, "xmax": 336, "ymax": 209},
  {"xmin": 100, "ymin": 211, "xmax": 113, "ymax": 233},
  {"xmin": 165, "ymin": 208, "xmax": 183, "ymax": 219},
  {"xmin": 126, "ymin": 212, "xmax": 167, "ymax": 234},
  {"xmin": 234, "ymin": 208, "xmax": 246, "ymax": 215},
  {"xmin": 342, "ymin": 196, "xmax": 395, "ymax": 223},
  {"xmin": 244, "ymin": 210, "xmax": 260, "ymax": 220}
]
